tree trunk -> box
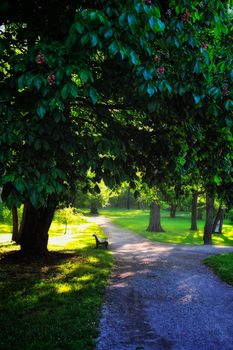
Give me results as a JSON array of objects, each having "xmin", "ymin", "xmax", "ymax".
[
  {"xmin": 203, "ymin": 195, "xmax": 214, "ymax": 245},
  {"xmin": 90, "ymin": 202, "xmax": 98, "ymax": 215},
  {"xmin": 18, "ymin": 202, "xmax": 28, "ymax": 243},
  {"xmin": 146, "ymin": 201, "xmax": 165, "ymax": 232},
  {"xmin": 190, "ymin": 191, "xmax": 198, "ymax": 230},
  {"xmin": 170, "ymin": 205, "xmax": 177, "ymax": 218},
  {"xmin": 12, "ymin": 206, "xmax": 19, "ymax": 243},
  {"xmin": 213, "ymin": 206, "xmax": 225, "ymax": 234},
  {"xmin": 20, "ymin": 200, "xmax": 56, "ymax": 256},
  {"xmin": 126, "ymin": 187, "xmax": 130, "ymax": 210},
  {"xmin": 197, "ymin": 208, "xmax": 203, "ymax": 220}
]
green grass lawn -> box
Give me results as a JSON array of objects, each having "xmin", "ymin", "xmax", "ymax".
[
  {"xmin": 100, "ymin": 208, "xmax": 233, "ymax": 246},
  {"xmin": 0, "ymin": 217, "xmax": 112, "ymax": 350},
  {"xmin": 204, "ymin": 253, "xmax": 233, "ymax": 286}
]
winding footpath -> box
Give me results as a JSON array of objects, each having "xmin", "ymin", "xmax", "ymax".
[{"xmin": 90, "ymin": 216, "xmax": 233, "ymax": 350}]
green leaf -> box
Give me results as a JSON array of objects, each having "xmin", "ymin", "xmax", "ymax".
[
  {"xmin": 34, "ymin": 77, "xmax": 42, "ymax": 90},
  {"xmin": 128, "ymin": 14, "xmax": 137, "ymax": 28},
  {"xmin": 149, "ymin": 17, "xmax": 165, "ymax": 32},
  {"xmin": 119, "ymin": 12, "xmax": 126, "ymax": 27},
  {"xmin": 193, "ymin": 94, "xmax": 201, "ymax": 104},
  {"xmin": 61, "ymin": 83, "xmax": 70, "ymax": 100},
  {"xmin": 230, "ymin": 70, "xmax": 233, "ymax": 81},
  {"xmin": 70, "ymin": 84, "xmax": 78, "ymax": 98},
  {"xmin": 80, "ymin": 69, "xmax": 89, "ymax": 84},
  {"xmin": 225, "ymin": 100, "xmax": 233, "ymax": 111},
  {"xmin": 104, "ymin": 28, "xmax": 113, "ymax": 39},
  {"xmin": 18, "ymin": 75, "xmax": 25, "ymax": 89},
  {"xmin": 149, "ymin": 17, "xmax": 156, "ymax": 32},
  {"xmin": 109, "ymin": 42, "xmax": 118, "ymax": 56},
  {"xmin": 194, "ymin": 62, "xmax": 201, "ymax": 74},
  {"xmin": 90, "ymin": 33, "xmax": 98, "ymax": 47},
  {"xmin": 157, "ymin": 19, "xmax": 165, "ymax": 31},
  {"xmin": 147, "ymin": 101, "xmax": 157, "ymax": 112},
  {"xmin": 76, "ymin": 22, "xmax": 84, "ymax": 34},
  {"xmin": 89, "ymin": 87, "xmax": 98, "ymax": 104},
  {"xmin": 130, "ymin": 51, "xmax": 140, "ymax": 65},
  {"xmin": 158, "ymin": 81, "xmax": 165, "ymax": 92},
  {"xmin": 46, "ymin": 185, "xmax": 54, "ymax": 194},
  {"xmin": 15, "ymin": 178, "xmax": 25, "ymax": 192},
  {"xmin": 209, "ymin": 87, "xmax": 220, "ymax": 97},
  {"xmin": 81, "ymin": 34, "xmax": 89, "ymax": 45},
  {"xmin": 147, "ymin": 85, "xmax": 155, "ymax": 97},
  {"xmin": 135, "ymin": 3, "xmax": 142, "ymax": 13},
  {"xmin": 153, "ymin": 6, "xmax": 161, "ymax": 18},
  {"xmin": 143, "ymin": 69, "xmax": 152, "ymax": 81},
  {"xmin": 37, "ymin": 102, "xmax": 46, "ymax": 118},
  {"xmin": 29, "ymin": 188, "xmax": 39, "ymax": 207},
  {"xmin": 213, "ymin": 175, "xmax": 222, "ymax": 184},
  {"xmin": 164, "ymin": 81, "xmax": 172, "ymax": 93}
]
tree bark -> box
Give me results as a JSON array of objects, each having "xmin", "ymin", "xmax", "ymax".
[
  {"xmin": 170, "ymin": 205, "xmax": 177, "ymax": 218},
  {"xmin": 126, "ymin": 187, "xmax": 130, "ymax": 210},
  {"xmin": 213, "ymin": 206, "xmax": 225, "ymax": 234},
  {"xmin": 146, "ymin": 201, "xmax": 165, "ymax": 232},
  {"xmin": 12, "ymin": 206, "xmax": 19, "ymax": 243},
  {"xmin": 90, "ymin": 202, "xmax": 98, "ymax": 215},
  {"xmin": 203, "ymin": 195, "xmax": 214, "ymax": 245},
  {"xmin": 20, "ymin": 200, "xmax": 56, "ymax": 256},
  {"xmin": 197, "ymin": 208, "xmax": 203, "ymax": 220},
  {"xmin": 190, "ymin": 191, "xmax": 198, "ymax": 230},
  {"xmin": 18, "ymin": 202, "xmax": 28, "ymax": 243}
]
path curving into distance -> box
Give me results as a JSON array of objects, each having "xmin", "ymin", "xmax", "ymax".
[{"xmin": 89, "ymin": 216, "xmax": 233, "ymax": 350}]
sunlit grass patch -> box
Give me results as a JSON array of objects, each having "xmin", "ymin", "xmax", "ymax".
[
  {"xmin": 0, "ymin": 223, "xmax": 12, "ymax": 234},
  {"xmin": 0, "ymin": 216, "xmax": 112, "ymax": 350},
  {"xmin": 204, "ymin": 252, "xmax": 233, "ymax": 286},
  {"xmin": 101, "ymin": 208, "xmax": 233, "ymax": 246}
]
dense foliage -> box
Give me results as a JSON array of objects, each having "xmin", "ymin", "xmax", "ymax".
[{"xmin": 0, "ymin": 0, "xmax": 232, "ymax": 251}]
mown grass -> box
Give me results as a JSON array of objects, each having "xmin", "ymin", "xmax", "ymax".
[
  {"xmin": 204, "ymin": 253, "xmax": 233, "ymax": 286},
  {"xmin": 100, "ymin": 208, "xmax": 233, "ymax": 246},
  {"xmin": 0, "ymin": 216, "xmax": 112, "ymax": 350}
]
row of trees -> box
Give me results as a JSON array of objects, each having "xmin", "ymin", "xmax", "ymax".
[
  {"xmin": 0, "ymin": 0, "xmax": 232, "ymax": 255},
  {"xmin": 74, "ymin": 181, "xmax": 229, "ymax": 238}
]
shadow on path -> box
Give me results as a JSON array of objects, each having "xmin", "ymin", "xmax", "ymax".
[{"xmin": 89, "ymin": 216, "xmax": 233, "ymax": 350}]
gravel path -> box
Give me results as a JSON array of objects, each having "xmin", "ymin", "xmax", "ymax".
[{"xmin": 90, "ymin": 216, "xmax": 233, "ymax": 350}]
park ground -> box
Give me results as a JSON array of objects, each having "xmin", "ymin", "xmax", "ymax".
[
  {"xmin": 92, "ymin": 216, "xmax": 233, "ymax": 350},
  {"xmin": 0, "ymin": 208, "xmax": 233, "ymax": 349}
]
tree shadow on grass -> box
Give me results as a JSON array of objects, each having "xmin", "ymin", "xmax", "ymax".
[{"xmin": 0, "ymin": 246, "xmax": 111, "ymax": 350}]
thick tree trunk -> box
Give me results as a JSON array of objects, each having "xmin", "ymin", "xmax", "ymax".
[
  {"xmin": 18, "ymin": 202, "xmax": 28, "ymax": 242},
  {"xmin": 20, "ymin": 200, "xmax": 56, "ymax": 256},
  {"xmin": 213, "ymin": 206, "xmax": 225, "ymax": 234},
  {"xmin": 12, "ymin": 206, "xmax": 19, "ymax": 243},
  {"xmin": 197, "ymin": 208, "xmax": 203, "ymax": 220},
  {"xmin": 146, "ymin": 201, "xmax": 164, "ymax": 232},
  {"xmin": 203, "ymin": 195, "xmax": 214, "ymax": 245},
  {"xmin": 190, "ymin": 191, "xmax": 198, "ymax": 230},
  {"xmin": 170, "ymin": 205, "xmax": 177, "ymax": 218},
  {"xmin": 90, "ymin": 202, "xmax": 98, "ymax": 215}
]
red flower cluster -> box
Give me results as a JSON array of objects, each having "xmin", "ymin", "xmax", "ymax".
[
  {"xmin": 157, "ymin": 66, "xmax": 165, "ymax": 75},
  {"xmin": 144, "ymin": 0, "xmax": 152, "ymax": 4},
  {"xmin": 201, "ymin": 42, "xmax": 208, "ymax": 50},
  {"xmin": 222, "ymin": 83, "xmax": 229, "ymax": 96},
  {"xmin": 47, "ymin": 74, "xmax": 56, "ymax": 86},
  {"xmin": 182, "ymin": 10, "xmax": 190, "ymax": 22},
  {"xmin": 36, "ymin": 52, "xmax": 44, "ymax": 65}
]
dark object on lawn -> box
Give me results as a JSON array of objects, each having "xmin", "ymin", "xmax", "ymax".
[{"xmin": 93, "ymin": 234, "xmax": 108, "ymax": 249}]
